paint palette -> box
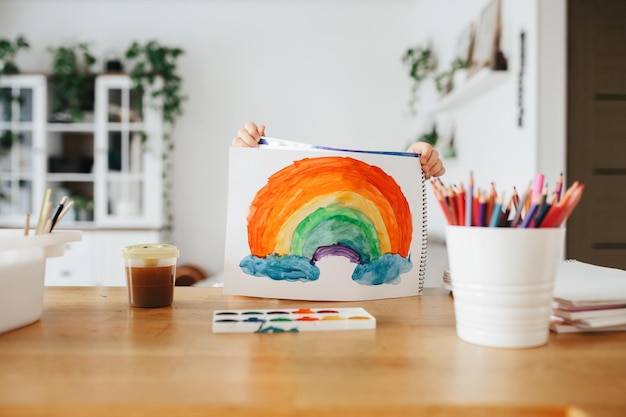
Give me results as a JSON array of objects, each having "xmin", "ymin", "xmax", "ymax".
[{"xmin": 212, "ymin": 307, "xmax": 376, "ymax": 333}]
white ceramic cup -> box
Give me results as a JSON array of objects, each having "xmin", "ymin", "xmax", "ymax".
[{"xmin": 445, "ymin": 226, "xmax": 565, "ymax": 348}]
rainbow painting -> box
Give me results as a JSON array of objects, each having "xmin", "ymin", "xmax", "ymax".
[{"xmin": 224, "ymin": 145, "xmax": 426, "ymax": 301}]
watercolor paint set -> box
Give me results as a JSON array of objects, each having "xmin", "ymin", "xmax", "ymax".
[{"xmin": 212, "ymin": 307, "xmax": 376, "ymax": 333}]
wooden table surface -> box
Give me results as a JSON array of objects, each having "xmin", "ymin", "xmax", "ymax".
[{"xmin": 1, "ymin": 286, "xmax": 625, "ymax": 417}]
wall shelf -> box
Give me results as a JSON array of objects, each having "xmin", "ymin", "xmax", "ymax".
[
  {"xmin": 47, "ymin": 123, "xmax": 95, "ymax": 132},
  {"xmin": 434, "ymin": 69, "xmax": 510, "ymax": 112}
]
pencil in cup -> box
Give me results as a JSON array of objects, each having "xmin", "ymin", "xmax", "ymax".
[
  {"xmin": 432, "ymin": 174, "xmax": 584, "ymax": 228},
  {"xmin": 432, "ymin": 181, "xmax": 458, "ymax": 226}
]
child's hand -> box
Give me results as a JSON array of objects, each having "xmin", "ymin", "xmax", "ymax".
[
  {"xmin": 232, "ymin": 121, "xmax": 266, "ymax": 148},
  {"xmin": 407, "ymin": 142, "xmax": 446, "ymax": 179}
]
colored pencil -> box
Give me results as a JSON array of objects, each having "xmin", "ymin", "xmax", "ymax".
[
  {"xmin": 499, "ymin": 199, "xmax": 513, "ymax": 227},
  {"xmin": 477, "ymin": 193, "xmax": 487, "ymax": 227},
  {"xmin": 472, "ymin": 188, "xmax": 480, "ymax": 227},
  {"xmin": 465, "ymin": 172, "xmax": 473, "ymax": 227},
  {"xmin": 531, "ymin": 173, "xmax": 545, "ymax": 202},
  {"xmin": 511, "ymin": 184, "xmax": 531, "ymax": 227},
  {"xmin": 520, "ymin": 194, "xmax": 543, "ymax": 228},
  {"xmin": 434, "ymin": 186, "xmax": 456, "ymax": 225},
  {"xmin": 552, "ymin": 172, "xmax": 564, "ymax": 203},
  {"xmin": 489, "ymin": 194, "xmax": 504, "ymax": 227},
  {"xmin": 448, "ymin": 187, "xmax": 460, "ymax": 226},
  {"xmin": 528, "ymin": 184, "xmax": 549, "ymax": 228},
  {"xmin": 538, "ymin": 181, "xmax": 579, "ymax": 228},
  {"xmin": 538, "ymin": 203, "xmax": 565, "ymax": 229},
  {"xmin": 455, "ymin": 183, "xmax": 466, "ymax": 227},
  {"xmin": 554, "ymin": 184, "xmax": 585, "ymax": 227},
  {"xmin": 534, "ymin": 193, "xmax": 554, "ymax": 227},
  {"xmin": 486, "ymin": 182, "xmax": 496, "ymax": 222},
  {"xmin": 511, "ymin": 186, "xmax": 520, "ymax": 212}
]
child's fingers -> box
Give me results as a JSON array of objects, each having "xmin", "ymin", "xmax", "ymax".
[{"xmin": 233, "ymin": 127, "xmax": 260, "ymax": 147}]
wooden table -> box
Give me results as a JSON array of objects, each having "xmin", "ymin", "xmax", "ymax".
[{"xmin": 1, "ymin": 287, "xmax": 625, "ymax": 417}]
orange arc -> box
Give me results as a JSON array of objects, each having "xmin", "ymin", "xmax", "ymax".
[{"xmin": 246, "ymin": 156, "xmax": 413, "ymax": 257}]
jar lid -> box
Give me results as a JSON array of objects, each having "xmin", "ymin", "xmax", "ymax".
[{"xmin": 121, "ymin": 243, "xmax": 179, "ymax": 259}]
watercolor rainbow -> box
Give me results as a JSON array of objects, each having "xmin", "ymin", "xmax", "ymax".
[{"xmin": 239, "ymin": 156, "xmax": 414, "ymax": 285}]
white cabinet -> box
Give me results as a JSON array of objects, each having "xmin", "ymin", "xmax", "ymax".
[
  {"xmin": 0, "ymin": 74, "xmax": 167, "ymax": 286},
  {"xmin": 44, "ymin": 229, "xmax": 163, "ymax": 286},
  {"xmin": 0, "ymin": 75, "xmax": 46, "ymax": 222},
  {"xmin": 94, "ymin": 75, "xmax": 164, "ymax": 228},
  {"xmin": 44, "ymin": 232, "xmax": 96, "ymax": 286}
]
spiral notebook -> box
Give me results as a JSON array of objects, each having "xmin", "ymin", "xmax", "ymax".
[{"xmin": 223, "ymin": 137, "xmax": 427, "ymax": 301}]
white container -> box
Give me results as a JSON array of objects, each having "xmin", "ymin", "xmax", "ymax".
[
  {"xmin": 0, "ymin": 229, "xmax": 82, "ymax": 334},
  {"xmin": 445, "ymin": 226, "xmax": 565, "ymax": 348}
]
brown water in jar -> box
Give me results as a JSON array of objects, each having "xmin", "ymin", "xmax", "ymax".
[{"xmin": 126, "ymin": 265, "xmax": 175, "ymax": 308}]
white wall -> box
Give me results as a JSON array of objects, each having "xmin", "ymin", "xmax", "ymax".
[{"xmin": 0, "ymin": 0, "xmax": 565, "ymax": 283}]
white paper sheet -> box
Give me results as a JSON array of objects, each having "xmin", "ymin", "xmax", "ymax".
[{"xmin": 223, "ymin": 145, "xmax": 426, "ymax": 301}]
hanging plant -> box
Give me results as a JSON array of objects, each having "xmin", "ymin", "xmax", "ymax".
[
  {"xmin": 125, "ymin": 40, "xmax": 186, "ymax": 230},
  {"xmin": 0, "ymin": 35, "xmax": 30, "ymax": 76},
  {"xmin": 48, "ymin": 41, "xmax": 97, "ymax": 122},
  {"xmin": 434, "ymin": 58, "xmax": 468, "ymax": 95},
  {"xmin": 125, "ymin": 40, "xmax": 185, "ymax": 130},
  {"xmin": 402, "ymin": 44, "xmax": 437, "ymax": 114}
]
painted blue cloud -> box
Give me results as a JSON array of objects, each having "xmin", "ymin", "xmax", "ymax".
[
  {"xmin": 352, "ymin": 254, "xmax": 412, "ymax": 285},
  {"xmin": 240, "ymin": 252, "xmax": 412, "ymax": 286},
  {"xmin": 239, "ymin": 254, "xmax": 320, "ymax": 282}
]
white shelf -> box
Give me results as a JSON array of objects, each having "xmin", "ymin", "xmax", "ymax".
[
  {"xmin": 106, "ymin": 122, "xmax": 145, "ymax": 131},
  {"xmin": 104, "ymin": 172, "xmax": 144, "ymax": 181},
  {"xmin": 434, "ymin": 69, "xmax": 510, "ymax": 112},
  {"xmin": 0, "ymin": 171, "xmax": 34, "ymax": 179},
  {"xmin": 47, "ymin": 173, "xmax": 95, "ymax": 182},
  {"xmin": 46, "ymin": 121, "xmax": 146, "ymax": 133},
  {"xmin": 47, "ymin": 123, "xmax": 95, "ymax": 132},
  {"xmin": 0, "ymin": 121, "xmax": 36, "ymax": 131}
]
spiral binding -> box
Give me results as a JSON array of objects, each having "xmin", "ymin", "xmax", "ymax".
[{"xmin": 418, "ymin": 170, "xmax": 427, "ymax": 293}]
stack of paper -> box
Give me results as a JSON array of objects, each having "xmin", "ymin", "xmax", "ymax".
[{"xmin": 550, "ymin": 260, "xmax": 626, "ymax": 333}]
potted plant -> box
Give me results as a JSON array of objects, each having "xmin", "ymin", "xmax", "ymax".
[
  {"xmin": 401, "ymin": 44, "xmax": 437, "ymax": 114},
  {"xmin": 73, "ymin": 196, "xmax": 94, "ymax": 221},
  {"xmin": 0, "ymin": 35, "xmax": 30, "ymax": 76},
  {"xmin": 434, "ymin": 58, "xmax": 468, "ymax": 96},
  {"xmin": 0, "ymin": 131, "xmax": 18, "ymax": 158},
  {"xmin": 48, "ymin": 41, "xmax": 97, "ymax": 122},
  {"xmin": 125, "ymin": 39, "xmax": 186, "ymax": 228}
]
